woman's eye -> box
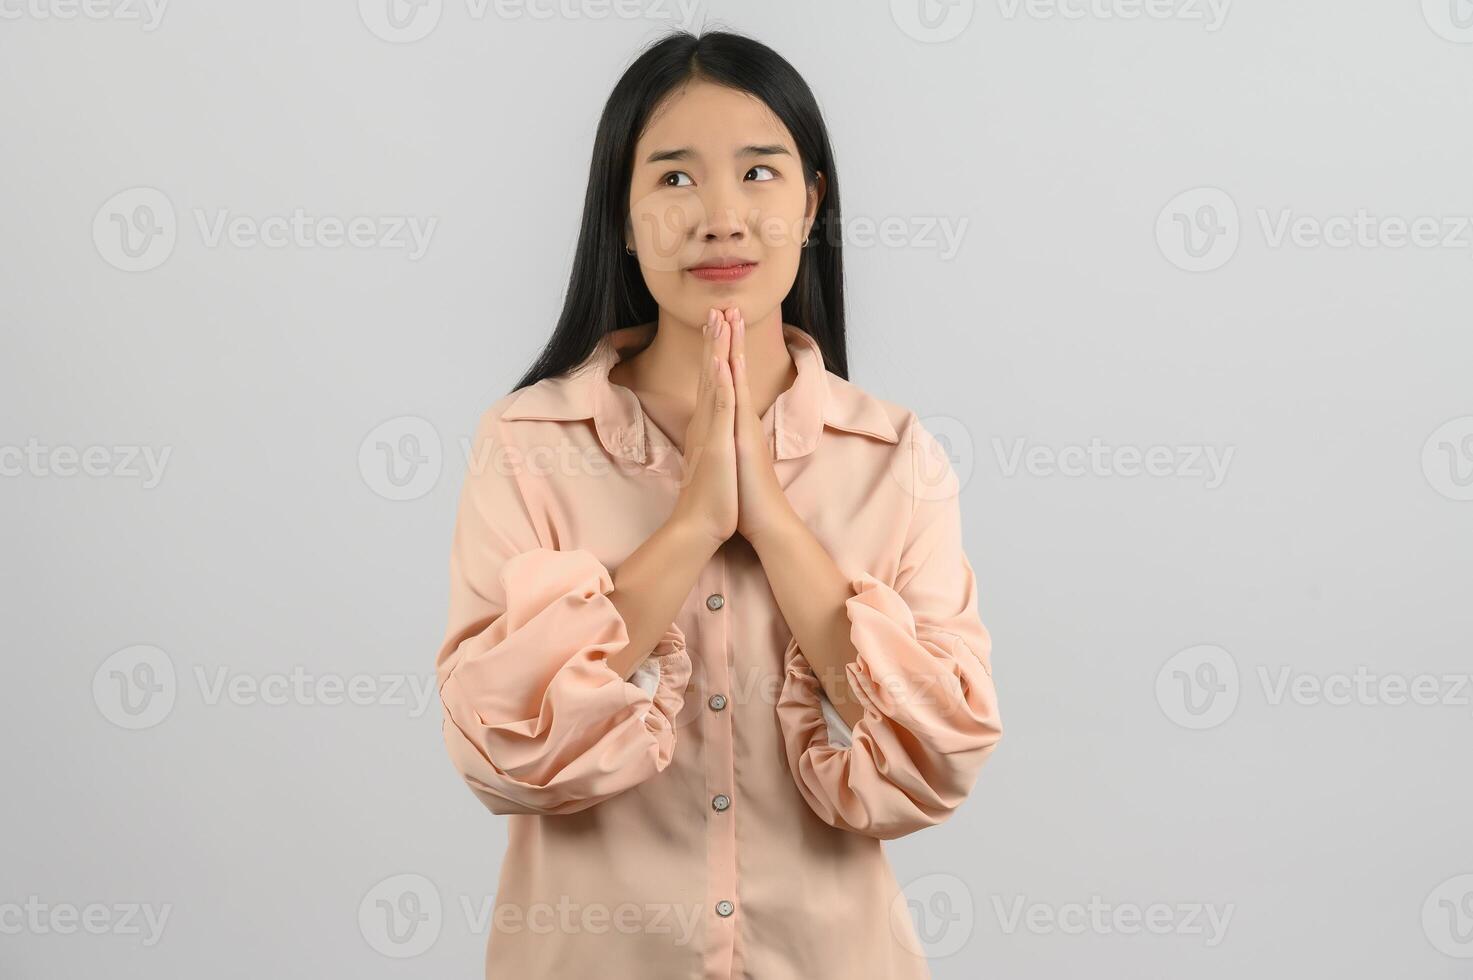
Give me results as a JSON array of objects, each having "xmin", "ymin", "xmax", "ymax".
[{"xmin": 659, "ymin": 166, "xmax": 774, "ymax": 187}]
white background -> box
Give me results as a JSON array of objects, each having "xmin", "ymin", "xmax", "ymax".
[{"xmin": 3, "ymin": 1, "xmax": 1472, "ymax": 977}]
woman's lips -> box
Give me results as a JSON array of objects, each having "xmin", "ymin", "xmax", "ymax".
[{"xmin": 687, "ymin": 262, "xmax": 757, "ymax": 283}]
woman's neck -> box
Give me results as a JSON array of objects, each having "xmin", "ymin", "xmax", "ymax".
[{"xmin": 612, "ymin": 308, "xmax": 797, "ymax": 424}]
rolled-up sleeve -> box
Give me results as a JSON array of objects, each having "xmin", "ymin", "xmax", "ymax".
[
  {"xmin": 776, "ymin": 417, "xmax": 1003, "ymax": 839},
  {"xmin": 435, "ymin": 411, "xmax": 693, "ymax": 816}
]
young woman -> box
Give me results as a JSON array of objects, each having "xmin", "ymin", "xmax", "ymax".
[{"xmin": 434, "ymin": 29, "xmax": 1003, "ymax": 980}]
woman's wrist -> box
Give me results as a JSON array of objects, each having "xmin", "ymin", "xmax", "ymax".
[
  {"xmin": 663, "ymin": 512, "xmax": 727, "ymax": 562},
  {"xmin": 743, "ymin": 506, "xmax": 804, "ymax": 557}
]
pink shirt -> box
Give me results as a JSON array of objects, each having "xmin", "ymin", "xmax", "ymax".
[{"xmin": 435, "ymin": 322, "xmax": 1003, "ymax": 979}]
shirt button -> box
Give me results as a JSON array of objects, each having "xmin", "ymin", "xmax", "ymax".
[
  {"xmin": 706, "ymin": 593, "xmax": 725, "ymax": 611},
  {"xmin": 715, "ymin": 900, "xmax": 735, "ymax": 917},
  {"xmin": 708, "ymin": 693, "xmax": 727, "ymax": 711},
  {"xmin": 711, "ymin": 794, "xmax": 731, "ymax": 812}
]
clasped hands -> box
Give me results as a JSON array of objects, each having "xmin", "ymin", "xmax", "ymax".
[{"xmin": 671, "ymin": 306, "xmax": 800, "ymax": 554}]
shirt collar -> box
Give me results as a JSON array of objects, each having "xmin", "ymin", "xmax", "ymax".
[{"xmin": 501, "ymin": 322, "xmax": 899, "ymax": 467}]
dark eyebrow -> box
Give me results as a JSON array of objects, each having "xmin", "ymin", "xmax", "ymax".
[{"xmin": 643, "ymin": 144, "xmax": 793, "ymax": 165}]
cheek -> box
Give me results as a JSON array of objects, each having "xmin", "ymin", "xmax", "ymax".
[
  {"xmin": 755, "ymin": 200, "xmax": 809, "ymax": 252},
  {"xmin": 750, "ymin": 251, "xmax": 799, "ymax": 307},
  {"xmin": 628, "ymin": 192, "xmax": 702, "ymax": 273}
]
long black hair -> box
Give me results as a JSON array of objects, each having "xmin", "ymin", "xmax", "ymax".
[{"xmin": 511, "ymin": 28, "xmax": 849, "ymax": 393}]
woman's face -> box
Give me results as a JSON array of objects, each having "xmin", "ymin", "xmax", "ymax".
[{"xmin": 626, "ymin": 80, "xmax": 823, "ymax": 327}]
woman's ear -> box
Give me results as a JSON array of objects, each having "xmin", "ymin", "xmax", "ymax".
[{"xmin": 804, "ymin": 170, "xmax": 827, "ymax": 243}]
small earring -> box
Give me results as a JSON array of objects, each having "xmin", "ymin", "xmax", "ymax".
[{"xmin": 624, "ymin": 243, "xmax": 635, "ymax": 255}]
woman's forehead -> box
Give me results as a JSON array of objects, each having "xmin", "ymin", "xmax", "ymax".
[{"xmin": 637, "ymin": 83, "xmax": 792, "ymax": 155}]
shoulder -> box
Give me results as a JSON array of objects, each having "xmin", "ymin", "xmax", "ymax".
[
  {"xmin": 821, "ymin": 370, "xmax": 911, "ymax": 446},
  {"xmin": 826, "ymin": 371, "xmax": 960, "ymax": 500},
  {"xmin": 470, "ymin": 374, "xmax": 589, "ymax": 442},
  {"xmin": 823, "ymin": 370, "xmax": 944, "ymax": 453}
]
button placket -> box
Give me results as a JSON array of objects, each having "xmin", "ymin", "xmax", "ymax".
[{"xmin": 700, "ymin": 559, "xmax": 738, "ymax": 977}]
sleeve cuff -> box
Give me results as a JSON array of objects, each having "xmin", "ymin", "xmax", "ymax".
[
  {"xmin": 626, "ymin": 626, "xmax": 692, "ymax": 724},
  {"xmin": 773, "ymin": 571, "xmax": 1002, "ymax": 838},
  {"xmin": 438, "ymin": 547, "xmax": 694, "ymax": 814}
]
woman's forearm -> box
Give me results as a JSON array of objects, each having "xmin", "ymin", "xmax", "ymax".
[
  {"xmin": 605, "ymin": 516, "xmax": 721, "ymax": 680},
  {"xmin": 749, "ymin": 513, "xmax": 866, "ymax": 730}
]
